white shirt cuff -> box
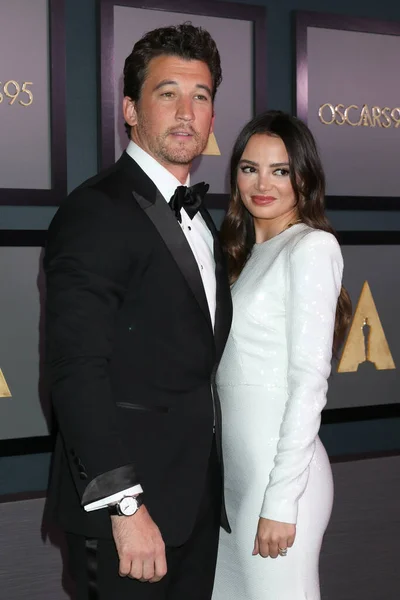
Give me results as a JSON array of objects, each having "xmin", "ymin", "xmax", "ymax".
[{"xmin": 83, "ymin": 484, "xmax": 143, "ymax": 512}]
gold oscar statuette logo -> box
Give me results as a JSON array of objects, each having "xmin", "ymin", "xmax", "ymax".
[
  {"xmin": 338, "ymin": 281, "xmax": 395, "ymax": 373},
  {"xmin": 0, "ymin": 368, "xmax": 12, "ymax": 397},
  {"xmin": 202, "ymin": 132, "xmax": 221, "ymax": 156}
]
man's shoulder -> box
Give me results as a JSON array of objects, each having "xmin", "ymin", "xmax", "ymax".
[
  {"xmin": 48, "ymin": 155, "xmax": 144, "ymax": 234},
  {"xmin": 75, "ymin": 155, "xmax": 133, "ymax": 199},
  {"xmin": 77, "ymin": 162, "xmax": 119, "ymax": 191}
]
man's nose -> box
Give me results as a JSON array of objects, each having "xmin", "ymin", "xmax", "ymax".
[{"xmin": 176, "ymin": 97, "xmax": 194, "ymax": 122}]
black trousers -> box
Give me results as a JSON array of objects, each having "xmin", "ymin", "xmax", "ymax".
[{"xmin": 66, "ymin": 440, "xmax": 222, "ymax": 600}]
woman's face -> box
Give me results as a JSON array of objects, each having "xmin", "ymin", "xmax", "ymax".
[{"xmin": 237, "ymin": 133, "xmax": 298, "ymax": 222}]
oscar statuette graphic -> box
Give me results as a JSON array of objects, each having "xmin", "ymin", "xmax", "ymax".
[
  {"xmin": 0, "ymin": 368, "xmax": 11, "ymax": 397},
  {"xmin": 362, "ymin": 317, "xmax": 371, "ymax": 362},
  {"xmin": 338, "ymin": 281, "xmax": 395, "ymax": 373},
  {"xmin": 202, "ymin": 132, "xmax": 221, "ymax": 156}
]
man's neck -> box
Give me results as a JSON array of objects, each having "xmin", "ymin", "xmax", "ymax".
[
  {"xmin": 158, "ymin": 161, "xmax": 190, "ymax": 184},
  {"xmin": 130, "ymin": 137, "xmax": 190, "ymax": 184},
  {"xmin": 126, "ymin": 141, "xmax": 191, "ymax": 203}
]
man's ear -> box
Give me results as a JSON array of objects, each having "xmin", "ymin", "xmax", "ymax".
[
  {"xmin": 209, "ymin": 113, "xmax": 215, "ymax": 135},
  {"xmin": 123, "ymin": 97, "xmax": 138, "ymax": 126}
]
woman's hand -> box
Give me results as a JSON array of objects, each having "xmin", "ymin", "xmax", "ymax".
[{"xmin": 252, "ymin": 517, "xmax": 296, "ymax": 558}]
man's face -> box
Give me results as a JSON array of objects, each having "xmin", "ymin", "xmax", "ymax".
[{"xmin": 123, "ymin": 55, "xmax": 215, "ymax": 170}]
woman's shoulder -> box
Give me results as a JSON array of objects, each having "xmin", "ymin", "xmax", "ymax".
[{"xmin": 289, "ymin": 224, "xmax": 341, "ymax": 257}]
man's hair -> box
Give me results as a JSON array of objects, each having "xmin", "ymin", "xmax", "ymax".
[{"xmin": 123, "ymin": 22, "xmax": 222, "ymax": 136}]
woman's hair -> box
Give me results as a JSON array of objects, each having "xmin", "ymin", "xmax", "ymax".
[
  {"xmin": 123, "ymin": 22, "xmax": 222, "ymax": 137},
  {"xmin": 220, "ymin": 110, "xmax": 352, "ymax": 354}
]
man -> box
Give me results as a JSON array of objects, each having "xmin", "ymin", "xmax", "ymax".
[{"xmin": 44, "ymin": 23, "xmax": 232, "ymax": 600}]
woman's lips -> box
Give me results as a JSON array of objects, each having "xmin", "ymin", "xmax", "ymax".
[{"xmin": 251, "ymin": 195, "xmax": 276, "ymax": 206}]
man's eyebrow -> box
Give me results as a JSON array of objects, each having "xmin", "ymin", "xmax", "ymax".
[
  {"xmin": 153, "ymin": 80, "xmax": 212, "ymax": 97},
  {"xmin": 196, "ymin": 84, "xmax": 212, "ymax": 97},
  {"xmin": 153, "ymin": 80, "xmax": 177, "ymax": 91}
]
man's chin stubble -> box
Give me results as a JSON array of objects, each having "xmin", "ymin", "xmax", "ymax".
[{"xmin": 159, "ymin": 148, "xmax": 203, "ymax": 166}]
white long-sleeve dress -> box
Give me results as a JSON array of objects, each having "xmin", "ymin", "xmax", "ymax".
[{"xmin": 212, "ymin": 223, "xmax": 343, "ymax": 600}]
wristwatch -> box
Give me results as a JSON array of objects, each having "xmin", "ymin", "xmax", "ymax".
[{"xmin": 108, "ymin": 495, "xmax": 144, "ymax": 516}]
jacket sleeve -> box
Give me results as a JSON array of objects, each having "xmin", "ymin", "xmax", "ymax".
[
  {"xmin": 260, "ymin": 230, "xmax": 343, "ymax": 523},
  {"xmin": 44, "ymin": 187, "xmax": 140, "ymax": 507}
]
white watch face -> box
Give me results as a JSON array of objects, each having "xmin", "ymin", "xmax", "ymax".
[{"xmin": 119, "ymin": 496, "xmax": 138, "ymax": 516}]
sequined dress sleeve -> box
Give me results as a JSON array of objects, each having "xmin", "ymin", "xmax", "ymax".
[{"xmin": 260, "ymin": 230, "xmax": 343, "ymax": 523}]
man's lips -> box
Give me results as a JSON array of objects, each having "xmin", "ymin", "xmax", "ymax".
[
  {"xmin": 169, "ymin": 130, "xmax": 194, "ymax": 138},
  {"xmin": 251, "ymin": 195, "xmax": 277, "ymax": 206}
]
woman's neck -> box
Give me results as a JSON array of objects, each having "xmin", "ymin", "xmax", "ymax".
[{"xmin": 254, "ymin": 210, "xmax": 300, "ymax": 244}]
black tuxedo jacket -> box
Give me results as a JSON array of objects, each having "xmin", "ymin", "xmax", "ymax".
[{"xmin": 44, "ymin": 152, "xmax": 232, "ymax": 546}]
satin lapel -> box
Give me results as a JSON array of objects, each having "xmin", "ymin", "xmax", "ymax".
[
  {"xmin": 133, "ymin": 190, "xmax": 213, "ymax": 332},
  {"xmin": 200, "ymin": 208, "xmax": 233, "ymax": 362}
]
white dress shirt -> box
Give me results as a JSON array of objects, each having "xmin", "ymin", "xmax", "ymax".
[{"xmin": 84, "ymin": 142, "xmax": 216, "ymax": 512}]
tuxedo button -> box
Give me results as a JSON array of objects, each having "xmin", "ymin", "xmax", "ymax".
[{"xmin": 79, "ymin": 471, "xmax": 88, "ymax": 480}]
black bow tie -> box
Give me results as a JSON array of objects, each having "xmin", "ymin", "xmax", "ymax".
[{"xmin": 169, "ymin": 182, "xmax": 209, "ymax": 223}]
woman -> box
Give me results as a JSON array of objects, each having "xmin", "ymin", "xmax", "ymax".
[{"xmin": 212, "ymin": 111, "xmax": 351, "ymax": 600}]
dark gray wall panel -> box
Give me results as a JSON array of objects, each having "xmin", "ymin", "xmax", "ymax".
[{"xmin": 0, "ymin": 496, "xmax": 72, "ymax": 599}]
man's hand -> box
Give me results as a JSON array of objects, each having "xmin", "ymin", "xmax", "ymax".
[
  {"xmin": 111, "ymin": 505, "xmax": 167, "ymax": 582},
  {"xmin": 252, "ymin": 517, "xmax": 296, "ymax": 559}
]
